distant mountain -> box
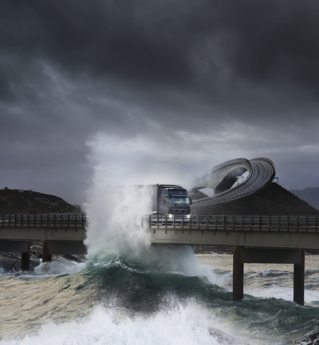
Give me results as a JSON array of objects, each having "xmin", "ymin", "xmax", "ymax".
[
  {"xmin": 0, "ymin": 188, "xmax": 81, "ymax": 214},
  {"xmin": 290, "ymin": 187, "xmax": 319, "ymax": 211}
]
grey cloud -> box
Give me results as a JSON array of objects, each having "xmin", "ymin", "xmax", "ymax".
[{"xmin": 2, "ymin": 0, "xmax": 319, "ymax": 94}]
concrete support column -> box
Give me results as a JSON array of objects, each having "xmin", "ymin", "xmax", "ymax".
[
  {"xmin": 21, "ymin": 242, "xmax": 30, "ymax": 271},
  {"xmin": 42, "ymin": 241, "xmax": 52, "ymax": 262},
  {"xmin": 233, "ymin": 246, "xmax": 244, "ymax": 301},
  {"xmin": 294, "ymin": 250, "xmax": 305, "ymax": 306}
]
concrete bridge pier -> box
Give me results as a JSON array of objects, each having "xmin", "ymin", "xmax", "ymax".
[
  {"xmin": 232, "ymin": 247, "xmax": 305, "ymax": 305},
  {"xmin": 21, "ymin": 242, "xmax": 30, "ymax": 271},
  {"xmin": 233, "ymin": 247, "xmax": 243, "ymax": 301},
  {"xmin": 294, "ymin": 250, "xmax": 305, "ymax": 306},
  {"xmin": 42, "ymin": 241, "xmax": 52, "ymax": 262}
]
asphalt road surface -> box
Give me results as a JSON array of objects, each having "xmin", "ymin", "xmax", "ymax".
[{"xmin": 193, "ymin": 158, "xmax": 275, "ymax": 206}]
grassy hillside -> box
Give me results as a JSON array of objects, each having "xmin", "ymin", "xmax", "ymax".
[{"xmin": 0, "ymin": 188, "xmax": 81, "ymax": 214}]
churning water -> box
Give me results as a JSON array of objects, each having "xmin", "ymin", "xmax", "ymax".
[{"xmin": 1, "ymin": 251, "xmax": 319, "ymax": 345}]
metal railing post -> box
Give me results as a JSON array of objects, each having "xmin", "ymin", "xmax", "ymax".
[
  {"xmin": 268, "ymin": 216, "xmax": 270, "ymax": 231},
  {"xmin": 165, "ymin": 215, "xmax": 167, "ymax": 234},
  {"xmin": 278, "ymin": 216, "xmax": 280, "ymax": 231}
]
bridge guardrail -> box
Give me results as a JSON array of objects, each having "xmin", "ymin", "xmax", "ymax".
[
  {"xmin": 143, "ymin": 214, "xmax": 319, "ymax": 233},
  {"xmin": 0, "ymin": 213, "xmax": 87, "ymax": 228}
]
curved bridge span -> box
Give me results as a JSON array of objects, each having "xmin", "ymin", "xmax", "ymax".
[{"xmin": 192, "ymin": 157, "xmax": 276, "ymax": 205}]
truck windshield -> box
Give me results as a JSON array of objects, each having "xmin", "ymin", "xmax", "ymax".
[
  {"xmin": 169, "ymin": 189, "xmax": 187, "ymax": 196},
  {"xmin": 169, "ymin": 197, "xmax": 190, "ymax": 205}
]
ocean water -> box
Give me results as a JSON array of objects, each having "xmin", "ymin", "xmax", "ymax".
[{"xmin": 1, "ymin": 251, "xmax": 319, "ymax": 344}]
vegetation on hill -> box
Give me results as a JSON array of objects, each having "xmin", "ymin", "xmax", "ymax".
[{"xmin": 0, "ymin": 188, "xmax": 81, "ymax": 214}]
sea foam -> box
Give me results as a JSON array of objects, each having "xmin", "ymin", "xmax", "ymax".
[{"xmin": 0, "ymin": 302, "xmax": 249, "ymax": 345}]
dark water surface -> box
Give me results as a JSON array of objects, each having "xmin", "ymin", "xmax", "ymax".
[{"xmin": 1, "ymin": 253, "xmax": 319, "ymax": 344}]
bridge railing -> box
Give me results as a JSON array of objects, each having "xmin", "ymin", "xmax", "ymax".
[
  {"xmin": 143, "ymin": 214, "xmax": 319, "ymax": 233},
  {"xmin": 0, "ymin": 213, "xmax": 87, "ymax": 228}
]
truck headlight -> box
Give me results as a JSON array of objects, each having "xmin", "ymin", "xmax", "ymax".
[
  {"xmin": 168, "ymin": 214, "xmax": 173, "ymax": 218},
  {"xmin": 187, "ymin": 215, "xmax": 190, "ymax": 218}
]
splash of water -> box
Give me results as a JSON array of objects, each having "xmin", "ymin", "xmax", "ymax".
[
  {"xmin": 34, "ymin": 258, "xmax": 86, "ymax": 276},
  {"xmin": 84, "ymin": 183, "xmax": 152, "ymax": 258},
  {"xmin": 84, "ymin": 134, "xmax": 223, "ymax": 285}
]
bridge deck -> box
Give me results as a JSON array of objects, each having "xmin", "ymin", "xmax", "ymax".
[
  {"xmin": 144, "ymin": 215, "xmax": 319, "ymax": 250},
  {"xmin": 0, "ymin": 214, "xmax": 86, "ymax": 241}
]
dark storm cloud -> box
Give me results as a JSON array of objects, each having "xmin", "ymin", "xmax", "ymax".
[
  {"xmin": 2, "ymin": 0, "xmax": 319, "ymax": 94},
  {"xmin": 0, "ymin": 0, "xmax": 319, "ymax": 89},
  {"xmin": 1, "ymin": 0, "xmax": 319, "ymax": 129},
  {"xmin": 1, "ymin": 0, "xmax": 319, "ymax": 203},
  {"xmin": 0, "ymin": 0, "xmax": 191, "ymax": 90}
]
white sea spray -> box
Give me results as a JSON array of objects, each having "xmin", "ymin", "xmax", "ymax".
[
  {"xmin": 83, "ymin": 133, "xmax": 224, "ymax": 285},
  {"xmin": 0, "ymin": 302, "xmax": 249, "ymax": 345}
]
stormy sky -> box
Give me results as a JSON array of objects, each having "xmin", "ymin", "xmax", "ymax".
[{"xmin": 1, "ymin": 0, "xmax": 319, "ymax": 205}]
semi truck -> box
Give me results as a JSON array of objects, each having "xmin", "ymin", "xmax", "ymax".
[{"xmin": 151, "ymin": 184, "xmax": 192, "ymax": 216}]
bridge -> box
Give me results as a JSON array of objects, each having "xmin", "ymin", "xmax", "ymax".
[
  {"xmin": 192, "ymin": 157, "xmax": 276, "ymax": 205},
  {"xmin": 145, "ymin": 215, "xmax": 319, "ymax": 249},
  {"xmin": 1, "ymin": 211, "xmax": 317, "ymax": 305},
  {"xmin": 145, "ymin": 214, "xmax": 319, "ymax": 306},
  {"xmin": 0, "ymin": 213, "xmax": 86, "ymax": 270}
]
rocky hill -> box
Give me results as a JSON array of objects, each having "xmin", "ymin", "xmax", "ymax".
[
  {"xmin": 0, "ymin": 188, "xmax": 81, "ymax": 214},
  {"xmin": 290, "ymin": 186, "xmax": 319, "ymax": 211},
  {"xmin": 190, "ymin": 183, "xmax": 319, "ymax": 216}
]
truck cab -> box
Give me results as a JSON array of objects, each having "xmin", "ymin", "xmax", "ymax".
[{"xmin": 155, "ymin": 184, "xmax": 192, "ymax": 216}]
